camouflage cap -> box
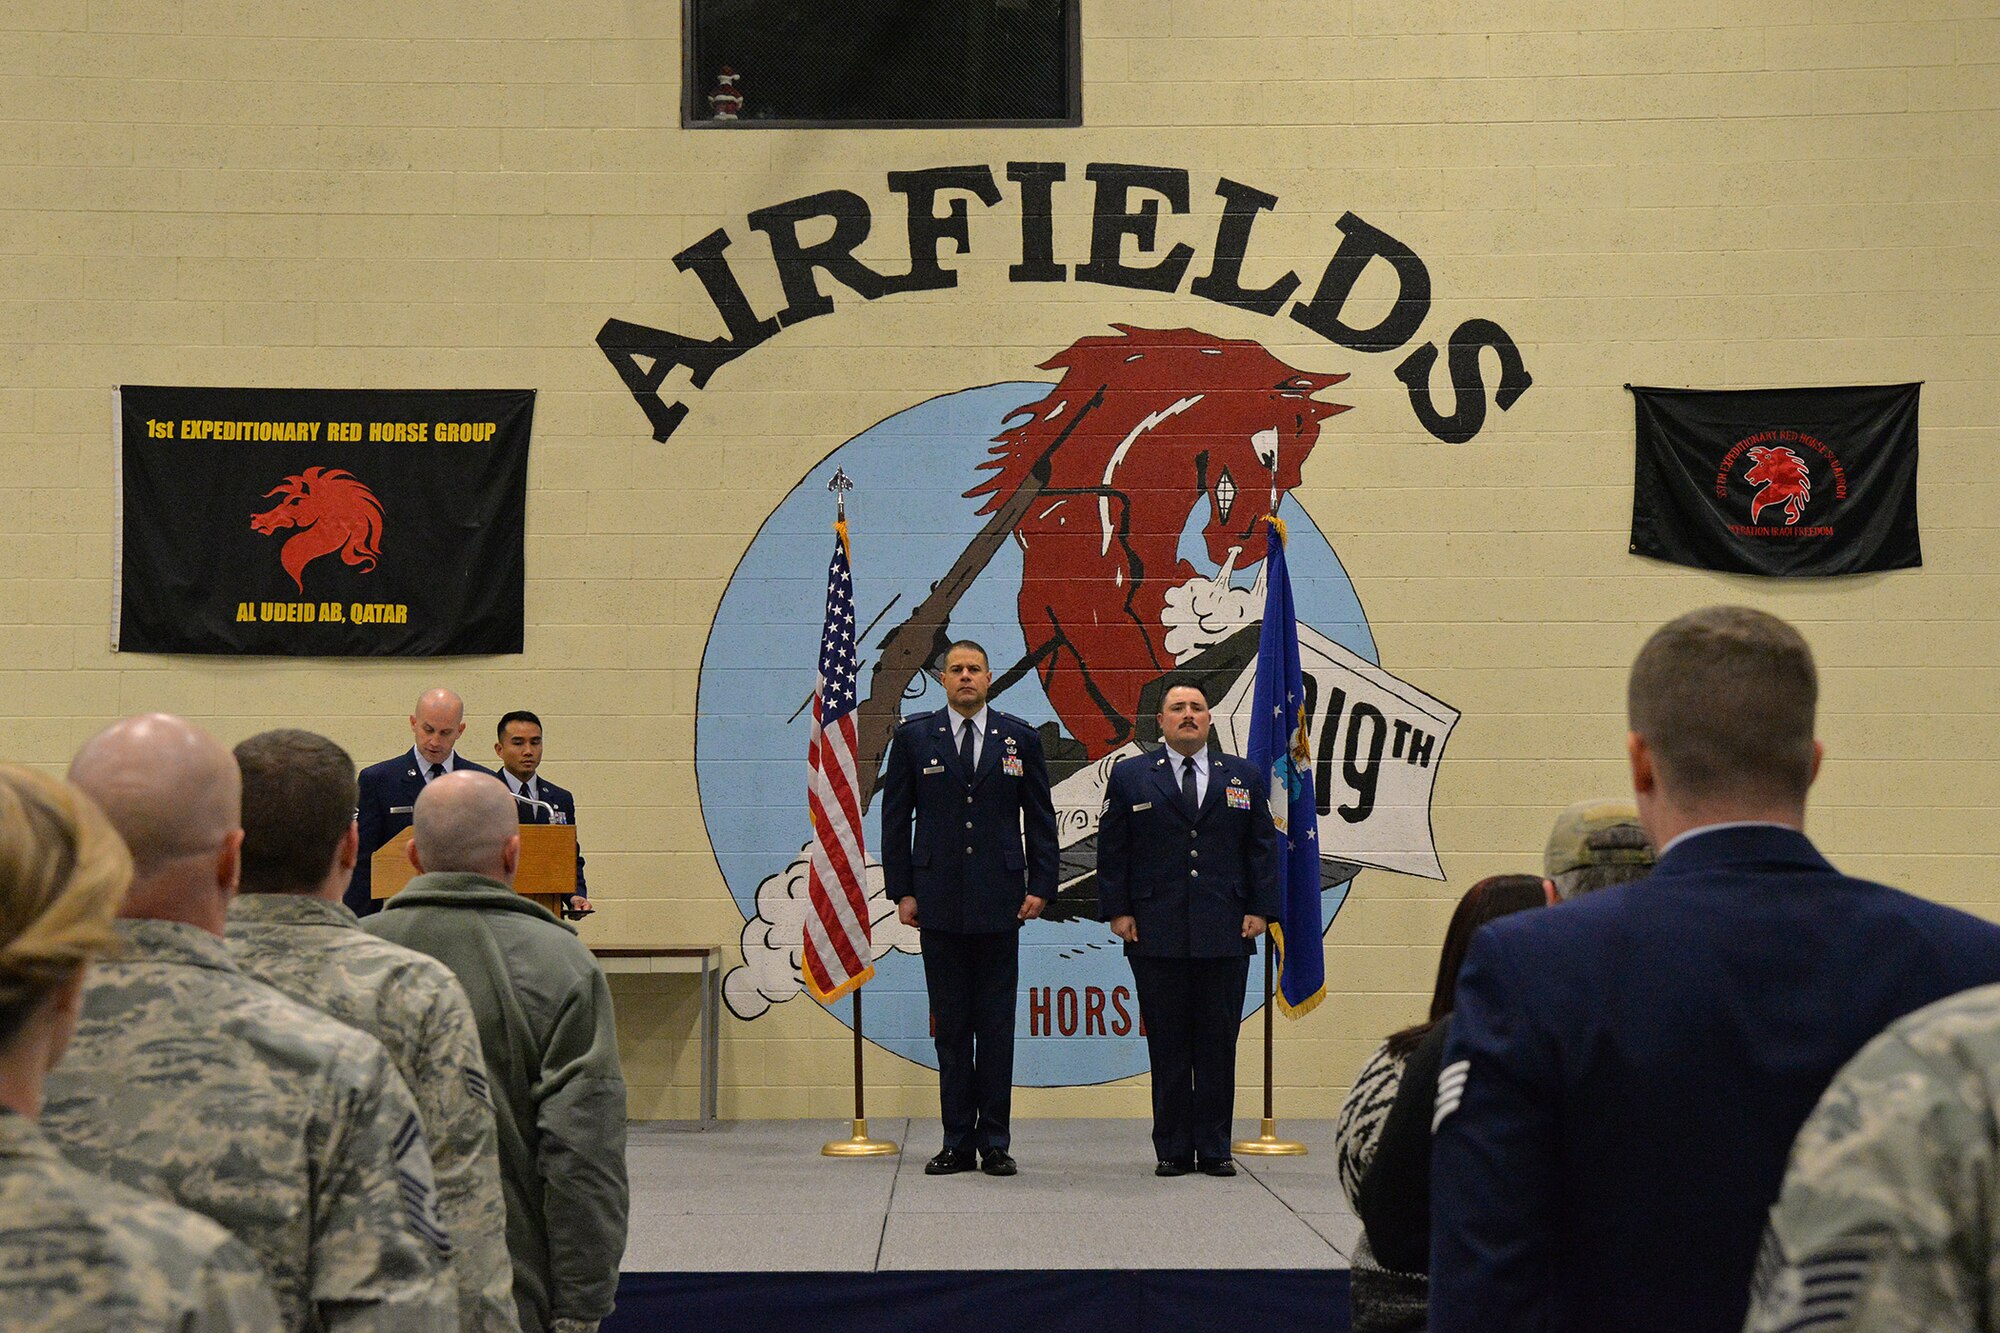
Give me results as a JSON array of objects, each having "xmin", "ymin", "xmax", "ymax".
[{"xmin": 1544, "ymin": 798, "xmax": 1651, "ymax": 879}]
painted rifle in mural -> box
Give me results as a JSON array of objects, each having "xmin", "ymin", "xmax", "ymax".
[{"xmin": 846, "ymin": 386, "xmax": 1103, "ymax": 807}]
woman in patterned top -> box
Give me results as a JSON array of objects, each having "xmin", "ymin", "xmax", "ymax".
[{"xmin": 1336, "ymin": 873, "xmax": 1554, "ymax": 1333}]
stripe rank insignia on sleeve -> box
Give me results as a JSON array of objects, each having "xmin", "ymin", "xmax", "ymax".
[
  {"xmin": 1743, "ymin": 1227, "xmax": 1880, "ymax": 1333},
  {"xmin": 462, "ymin": 1064, "xmax": 492, "ymax": 1108},
  {"xmin": 1433, "ymin": 1059, "xmax": 1469, "ymax": 1132},
  {"xmin": 393, "ymin": 1112, "xmax": 454, "ymax": 1257}
]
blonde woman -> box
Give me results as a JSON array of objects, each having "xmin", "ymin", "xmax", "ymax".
[{"xmin": 0, "ymin": 766, "xmax": 280, "ymax": 1331}]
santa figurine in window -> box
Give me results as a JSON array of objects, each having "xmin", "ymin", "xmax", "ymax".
[{"xmin": 708, "ymin": 66, "xmax": 744, "ymax": 120}]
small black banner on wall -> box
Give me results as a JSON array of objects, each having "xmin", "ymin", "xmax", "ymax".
[
  {"xmin": 115, "ymin": 386, "xmax": 532, "ymax": 656},
  {"xmin": 1629, "ymin": 382, "xmax": 1921, "ymax": 577}
]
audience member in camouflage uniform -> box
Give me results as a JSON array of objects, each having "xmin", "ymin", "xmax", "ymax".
[
  {"xmin": 370, "ymin": 771, "xmax": 628, "ymax": 1333},
  {"xmin": 228, "ymin": 727, "xmax": 520, "ymax": 1333},
  {"xmin": 1746, "ymin": 981, "xmax": 2000, "ymax": 1333},
  {"xmin": 0, "ymin": 764, "xmax": 281, "ymax": 1331},
  {"xmin": 45, "ymin": 713, "xmax": 456, "ymax": 1332}
]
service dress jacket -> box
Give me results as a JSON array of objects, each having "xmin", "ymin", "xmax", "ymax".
[
  {"xmin": 352, "ymin": 753, "xmax": 497, "ymax": 909},
  {"xmin": 1430, "ymin": 823, "xmax": 2000, "ymax": 1333},
  {"xmin": 1095, "ymin": 747, "xmax": 1280, "ymax": 958},
  {"xmin": 879, "ymin": 708, "xmax": 1058, "ymax": 934}
]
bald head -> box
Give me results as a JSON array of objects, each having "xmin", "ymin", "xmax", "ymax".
[
  {"xmin": 68, "ymin": 714, "xmax": 240, "ymax": 880},
  {"xmin": 411, "ymin": 771, "xmax": 519, "ymax": 883},
  {"xmin": 415, "ymin": 688, "xmax": 464, "ymax": 722},
  {"xmin": 67, "ymin": 714, "xmax": 242, "ymax": 932},
  {"xmin": 410, "ymin": 688, "xmax": 468, "ymax": 768}
]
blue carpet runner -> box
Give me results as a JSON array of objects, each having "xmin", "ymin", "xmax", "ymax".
[{"xmin": 605, "ymin": 1269, "xmax": 1350, "ymax": 1332}]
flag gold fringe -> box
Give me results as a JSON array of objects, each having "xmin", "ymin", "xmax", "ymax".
[
  {"xmin": 807, "ymin": 962, "xmax": 875, "ymax": 1005},
  {"xmin": 1267, "ymin": 922, "xmax": 1326, "ymax": 1019}
]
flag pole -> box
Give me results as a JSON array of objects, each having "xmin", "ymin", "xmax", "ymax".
[
  {"xmin": 818, "ymin": 469, "xmax": 896, "ymax": 1159},
  {"xmin": 1236, "ymin": 473, "xmax": 1306, "ymax": 1158},
  {"xmin": 823, "ymin": 985, "xmax": 895, "ymax": 1156},
  {"xmin": 1235, "ymin": 935, "xmax": 1304, "ymax": 1155}
]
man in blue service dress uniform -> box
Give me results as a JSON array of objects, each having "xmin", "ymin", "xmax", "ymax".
[
  {"xmin": 350, "ymin": 688, "xmax": 498, "ymax": 918},
  {"xmin": 881, "ymin": 641, "xmax": 1058, "ymax": 1177},
  {"xmin": 1429, "ymin": 606, "xmax": 2000, "ymax": 1333},
  {"xmin": 1097, "ymin": 682, "xmax": 1279, "ymax": 1178},
  {"xmin": 352, "ymin": 690, "xmax": 551, "ymax": 919},
  {"xmin": 494, "ymin": 709, "xmax": 592, "ymax": 919}
]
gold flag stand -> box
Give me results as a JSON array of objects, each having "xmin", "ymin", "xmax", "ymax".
[
  {"xmin": 1234, "ymin": 941, "xmax": 1306, "ymax": 1156},
  {"xmin": 823, "ymin": 985, "xmax": 898, "ymax": 1157}
]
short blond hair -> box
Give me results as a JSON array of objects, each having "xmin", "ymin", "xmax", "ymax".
[{"xmin": 0, "ymin": 767, "xmax": 130, "ymax": 1044}]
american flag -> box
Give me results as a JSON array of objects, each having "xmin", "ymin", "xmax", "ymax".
[{"xmin": 803, "ymin": 521, "xmax": 874, "ymax": 1002}]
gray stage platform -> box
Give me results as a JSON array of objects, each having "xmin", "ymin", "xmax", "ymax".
[{"xmin": 622, "ymin": 1118, "xmax": 1360, "ymax": 1273}]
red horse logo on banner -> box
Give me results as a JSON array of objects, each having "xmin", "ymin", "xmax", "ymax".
[
  {"xmin": 967, "ymin": 326, "xmax": 1350, "ymax": 757},
  {"xmin": 250, "ymin": 467, "xmax": 385, "ymax": 593},
  {"xmin": 1743, "ymin": 445, "xmax": 1811, "ymax": 525}
]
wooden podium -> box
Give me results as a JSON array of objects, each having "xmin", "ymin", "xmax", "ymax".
[{"xmin": 371, "ymin": 824, "xmax": 579, "ymax": 918}]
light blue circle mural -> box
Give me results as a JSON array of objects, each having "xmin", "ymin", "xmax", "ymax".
[{"xmin": 698, "ymin": 380, "xmax": 1376, "ymax": 1086}]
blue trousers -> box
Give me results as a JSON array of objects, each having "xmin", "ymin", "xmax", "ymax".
[
  {"xmin": 921, "ymin": 927, "xmax": 1019, "ymax": 1153},
  {"xmin": 1130, "ymin": 953, "xmax": 1251, "ymax": 1165}
]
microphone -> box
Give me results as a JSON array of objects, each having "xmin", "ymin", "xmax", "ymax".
[
  {"xmin": 511, "ymin": 792, "xmax": 559, "ymax": 825},
  {"xmin": 508, "ymin": 785, "xmax": 587, "ymax": 917}
]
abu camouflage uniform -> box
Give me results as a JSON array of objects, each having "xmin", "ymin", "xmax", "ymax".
[
  {"xmin": 40, "ymin": 918, "xmax": 456, "ymax": 1333},
  {"xmin": 0, "ymin": 1108, "xmax": 282, "ymax": 1331},
  {"xmin": 1745, "ymin": 981, "xmax": 2000, "ymax": 1333},
  {"xmin": 228, "ymin": 892, "xmax": 518, "ymax": 1333}
]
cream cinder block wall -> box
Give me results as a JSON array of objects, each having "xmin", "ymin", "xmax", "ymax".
[{"xmin": 5, "ymin": 2, "xmax": 1999, "ymax": 1119}]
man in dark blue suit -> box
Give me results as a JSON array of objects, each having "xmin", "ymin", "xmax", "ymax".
[
  {"xmin": 494, "ymin": 710, "xmax": 591, "ymax": 919},
  {"xmin": 349, "ymin": 687, "xmax": 498, "ymax": 917},
  {"xmin": 880, "ymin": 641, "xmax": 1058, "ymax": 1177},
  {"xmin": 1097, "ymin": 683, "xmax": 1279, "ymax": 1178},
  {"xmin": 1431, "ymin": 607, "xmax": 2000, "ymax": 1333}
]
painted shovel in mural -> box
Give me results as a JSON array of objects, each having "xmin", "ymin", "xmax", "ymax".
[{"xmin": 697, "ymin": 327, "xmax": 1457, "ymax": 1087}]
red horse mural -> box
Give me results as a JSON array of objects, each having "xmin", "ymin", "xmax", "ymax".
[
  {"xmin": 968, "ymin": 326, "xmax": 1350, "ymax": 757},
  {"xmin": 250, "ymin": 466, "xmax": 385, "ymax": 593}
]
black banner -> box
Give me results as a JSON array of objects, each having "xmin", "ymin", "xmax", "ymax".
[
  {"xmin": 116, "ymin": 386, "xmax": 532, "ymax": 656},
  {"xmin": 1630, "ymin": 383, "xmax": 1921, "ymax": 577}
]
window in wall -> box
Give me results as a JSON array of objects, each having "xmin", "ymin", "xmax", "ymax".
[{"xmin": 684, "ymin": 0, "xmax": 1080, "ymax": 128}]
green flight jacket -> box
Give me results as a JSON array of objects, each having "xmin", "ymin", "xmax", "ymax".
[{"xmin": 367, "ymin": 873, "xmax": 628, "ymax": 1333}]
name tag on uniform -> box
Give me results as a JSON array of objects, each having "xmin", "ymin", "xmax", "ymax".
[
  {"xmin": 923, "ymin": 763, "xmax": 946, "ymax": 775},
  {"xmin": 1131, "ymin": 801, "xmax": 1153, "ymax": 813},
  {"xmin": 1001, "ymin": 754, "xmax": 1024, "ymax": 777},
  {"xmin": 1225, "ymin": 787, "xmax": 1251, "ymax": 810},
  {"xmin": 390, "ymin": 805, "xmax": 415, "ymax": 815}
]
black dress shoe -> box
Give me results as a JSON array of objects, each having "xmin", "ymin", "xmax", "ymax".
[
  {"xmin": 1198, "ymin": 1159, "xmax": 1237, "ymax": 1177},
  {"xmin": 924, "ymin": 1149, "xmax": 976, "ymax": 1176},
  {"xmin": 1155, "ymin": 1160, "xmax": 1191, "ymax": 1177},
  {"xmin": 980, "ymin": 1150, "xmax": 1018, "ymax": 1177}
]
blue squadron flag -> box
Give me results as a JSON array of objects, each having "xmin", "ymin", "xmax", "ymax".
[{"xmin": 1247, "ymin": 515, "xmax": 1326, "ymax": 1017}]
